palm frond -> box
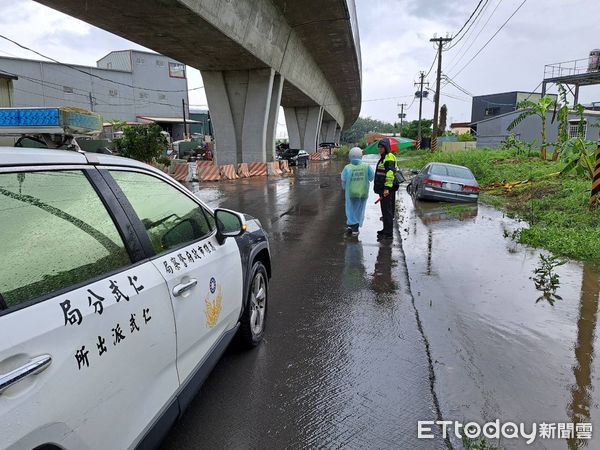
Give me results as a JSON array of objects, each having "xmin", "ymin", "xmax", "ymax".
[{"xmin": 507, "ymin": 111, "xmax": 534, "ymax": 131}]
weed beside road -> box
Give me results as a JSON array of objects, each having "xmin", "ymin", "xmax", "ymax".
[{"xmin": 397, "ymin": 149, "xmax": 600, "ymax": 262}]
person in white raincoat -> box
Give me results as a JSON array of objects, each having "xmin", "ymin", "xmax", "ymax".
[{"xmin": 341, "ymin": 147, "xmax": 375, "ymax": 235}]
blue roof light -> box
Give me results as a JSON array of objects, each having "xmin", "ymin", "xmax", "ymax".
[
  {"xmin": 0, "ymin": 108, "xmax": 60, "ymax": 127},
  {"xmin": 0, "ymin": 107, "xmax": 102, "ymax": 133}
]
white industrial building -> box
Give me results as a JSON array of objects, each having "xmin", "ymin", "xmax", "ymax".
[{"xmin": 0, "ymin": 50, "xmax": 190, "ymax": 138}]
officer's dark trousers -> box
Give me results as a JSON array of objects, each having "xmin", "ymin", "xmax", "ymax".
[{"xmin": 380, "ymin": 190, "xmax": 396, "ymax": 236}]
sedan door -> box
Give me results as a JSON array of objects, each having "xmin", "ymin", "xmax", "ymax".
[
  {"xmin": 107, "ymin": 169, "xmax": 244, "ymax": 387},
  {"xmin": 0, "ymin": 168, "xmax": 179, "ymax": 450}
]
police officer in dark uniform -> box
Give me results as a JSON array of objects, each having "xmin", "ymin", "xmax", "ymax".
[{"xmin": 373, "ymin": 139, "xmax": 397, "ymax": 240}]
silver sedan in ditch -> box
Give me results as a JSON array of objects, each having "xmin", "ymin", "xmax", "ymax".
[{"xmin": 408, "ymin": 162, "xmax": 480, "ymax": 202}]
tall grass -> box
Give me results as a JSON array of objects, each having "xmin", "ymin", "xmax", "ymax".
[
  {"xmin": 398, "ymin": 148, "xmax": 600, "ymax": 262},
  {"xmin": 397, "ymin": 149, "xmax": 560, "ymax": 186}
]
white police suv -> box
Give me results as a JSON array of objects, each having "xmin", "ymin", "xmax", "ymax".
[{"xmin": 0, "ymin": 145, "xmax": 271, "ymax": 449}]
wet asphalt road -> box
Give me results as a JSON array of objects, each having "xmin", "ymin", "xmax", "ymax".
[
  {"xmin": 163, "ymin": 160, "xmax": 600, "ymax": 449},
  {"xmin": 398, "ymin": 191, "xmax": 600, "ymax": 449},
  {"xmin": 161, "ymin": 161, "xmax": 447, "ymax": 449}
]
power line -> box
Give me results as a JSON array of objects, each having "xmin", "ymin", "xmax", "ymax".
[
  {"xmin": 424, "ymin": 52, "xmax": 438, "ymax": 78},
  {"xmin": 523, "ymin": 81, "xmax": 543, "ymax": 101},
  {"xmin": 12, "ymin": 85, "xmax": 180, "ymax": 112},
  {"xmin": 448, "ymin": 0, "xmax": 488, "ymax": 43},
  {"xmin": 446, "ymin": 0, "xmax": 490, "ymax": 50},
  {"xmin": 0, "ymin": 67, "xmax": 184, "ymax": 110},
  {"xmin": 427, "ymin": 87, "xmax": 470, "ymax": 102},
  {"xmin": 446, "ymin": 0, "xmax": 504, "ymax": 73},
  {"xmin": 360, "ymin": 94, "xmax": 414, "ymax": 103},
  {"xmin": 452, "ymin": 0, "xmax": 529, "ymax": 78},
  {"xmin": 442, "ymin": 74, "xmax": 473, "ymax": 97},
  {"xmin": 0, "ymin": 33, "xmax": 204, "ymax": 93}
]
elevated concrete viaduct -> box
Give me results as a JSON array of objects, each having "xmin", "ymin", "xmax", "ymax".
[{"xmin": 35, "ymin": 0, "xmax": 362, "ymax": 163}]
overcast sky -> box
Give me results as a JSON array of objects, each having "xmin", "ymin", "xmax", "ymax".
[{"xmin": 1, "ymin": 0, "xmax": 599, "ymax": 133}]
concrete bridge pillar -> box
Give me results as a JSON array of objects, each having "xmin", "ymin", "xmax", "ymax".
[
  {"xmin": 266, "ymin": 74, "xmax": 283, "ymax": 162},
  {"xmin": 202, "ymin": 68, "xmax": 280, "ymax": 164},
  {"xmin": 334, "ymin": 124, "xmax": 342, "ymax": 144},
  {"xmin": 321, "ymin": 120, "xmax": 338, "ymax": 143},
  {"xmin": 284, "ymin": 105, "xmax": 323, "ymax": 151}
]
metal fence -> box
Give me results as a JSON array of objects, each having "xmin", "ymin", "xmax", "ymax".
[{"xmin": 544, "ymin": 58, "xmax": 596, "ymax": 79}]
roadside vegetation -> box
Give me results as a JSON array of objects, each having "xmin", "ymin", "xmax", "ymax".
[
  {"xmin": 113, "ymin": 123, "xmax": 171, "ymax": 166},
  {"xmin": 398, "ymin": 148, "xmax": 600, "ymax": 262},
  {"xmin": 395, "ymin": 88, "xmax": 600, "ymax": 263}
]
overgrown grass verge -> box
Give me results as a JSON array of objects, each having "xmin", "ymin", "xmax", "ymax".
[{"xmin": 398, "ymin": 149, "xmax": 600, "ymax": 262}]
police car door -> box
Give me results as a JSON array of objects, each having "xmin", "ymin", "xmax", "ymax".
[
  {"xmin": 0, "ymin": 168, "xmax": 179, "ymax": 450},
  {"xmin": 107, "ymin": 169, "xmax": 244, "ymax": 385}
]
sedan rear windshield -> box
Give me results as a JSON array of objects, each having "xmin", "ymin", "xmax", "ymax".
[{"xmin": 430, "ymin": 165, "xmax": 474, "ymax": 179}]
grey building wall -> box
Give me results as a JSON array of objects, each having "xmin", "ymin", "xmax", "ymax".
[
  {"xmin": 476, "ymin": 109, "xmax": 600, "ymax": 148},
  {"xmin": 471, "ymin": 92, "xmax": 518, "ymax": 124},
  {"xmin": 97, "ymin": 50, "xmax": 132, "ymax": 72},
  {"xmin": 128, "ymin": 51, "xmax": 188, "ymax": 120},
  {"xmin": 471, "ymin": 92, "xmax": 556, "ymax": 124},
  {"xmin": 0, "ymin": 50, "xmax": 187, "ymax": 122}
]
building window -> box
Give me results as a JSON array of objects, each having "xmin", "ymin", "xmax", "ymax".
[
  {"xmin": 106, "ymin": 62, "xmax": 113, "ymax": 69},
  {"xmin": 158, "ymin": 93, "xmax": 166, "ymax": 100},
  {"xmin": 485, "ymin": 107, "xmax": 500, "ymax": 116},
  {"xmin": 168, "ymin": 62, "xmax": 186, "ymax": 78},
  {"xmin": 138, "ymin": 91, "xmax": 149, "ymax": 99},
  {"xmin": 109, "ymin": 89, "xmax": 118, "ymax": 97},
  {"xmin": 156, "ymin": 59, "xmax": 165, "ymax": 67},
  {"xmin": 569, "ymin": 120, "xmax": 587, "ymax": 138},
  {"xmin": 63, "ymin": 86, "xmax": 74, "ymax": 94},
  {"xmin": 136, "ymin": 56, "xmax": 145, "ymax": 65}
]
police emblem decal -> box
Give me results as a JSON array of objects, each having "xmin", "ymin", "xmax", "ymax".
[{"xmin": 204, "ymin": 280, "xmax": 222, "ymax": 328}]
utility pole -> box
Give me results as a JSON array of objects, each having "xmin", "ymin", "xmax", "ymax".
[
  {"xmin": 430, "ymin": 36, "xmax": 452, "ymax": 151},
  {"xmin": 88, "ymin": 92, "xmax": 95, "ymax": 112},
  {"xmin": 397, "ymin": 103, "xmax": 407, "ymax": 130},
  {"xmin": 182, "ymin": 98, "xmax": 188, "ymax": 139},
  {"xmin": 414, "ymin": 71, "xmax": 428, "ymax": 148}
]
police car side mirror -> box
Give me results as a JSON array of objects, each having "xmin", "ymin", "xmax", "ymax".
[
  {"xmin": 410, "ymin": 169, "xmax": 419, "ymax": 175},
  {"xmin": 215, "ymin": 208, "xmax": 247, "ymax": 245}
]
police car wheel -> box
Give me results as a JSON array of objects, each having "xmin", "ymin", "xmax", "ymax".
[{"xmin": 239, "ymin": 262, "xmax": 268, "ymax": 348}]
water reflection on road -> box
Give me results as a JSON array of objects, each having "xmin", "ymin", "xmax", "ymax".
[
  {"xmin": 399, "ymin": 189, "xmax": 600, "ymax": 449},
  {"xmin": 170, "ymin": 163, "xmax": 446, "ymax": 449},
  {"xmin": 177, "ymin": 164, "xmax": 600, "ymax": 449},
  {"xmin": 568, "ymin": 264, "xmax": 599, "ymax": 449}
]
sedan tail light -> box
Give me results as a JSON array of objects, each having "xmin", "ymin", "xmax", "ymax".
[
  {"xmin": 424, "ymin": 178, "xmax": 443, "ymax": 187},
  {"xmin": 463, "ymin": 185, "xmax": 480, "ymax": 192}
]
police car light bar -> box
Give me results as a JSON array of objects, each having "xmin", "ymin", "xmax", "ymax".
[{"xmin": 0, "ymin": 107, "xmax": 103, "ymax": 135}]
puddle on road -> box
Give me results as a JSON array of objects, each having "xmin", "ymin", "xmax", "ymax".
[{"xmin": 398, "ymin": 189, "xmax": 600, "ymax": 449}]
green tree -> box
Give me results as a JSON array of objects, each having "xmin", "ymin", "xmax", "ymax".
[
  {"xmin": 109, "ymin": 119, "xmax": 127, "ymax": 132},
  {"xmin": 457, "ymin": 132, "xmax": 476, "ymax": 142},
  {"xmin": 340, "ymin": 116, "xmax": 396, "ymax": 144},
  {"xmin": 113, "ymin": 124, "xmax": 169, "ymax": 164},
  {"xmin": 400, "ymin": 119, "xmax": 433, "ymax": 139},
  {"xmin": 507, "ymin": 96, "xmax": 554, "ymax": 160}
]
